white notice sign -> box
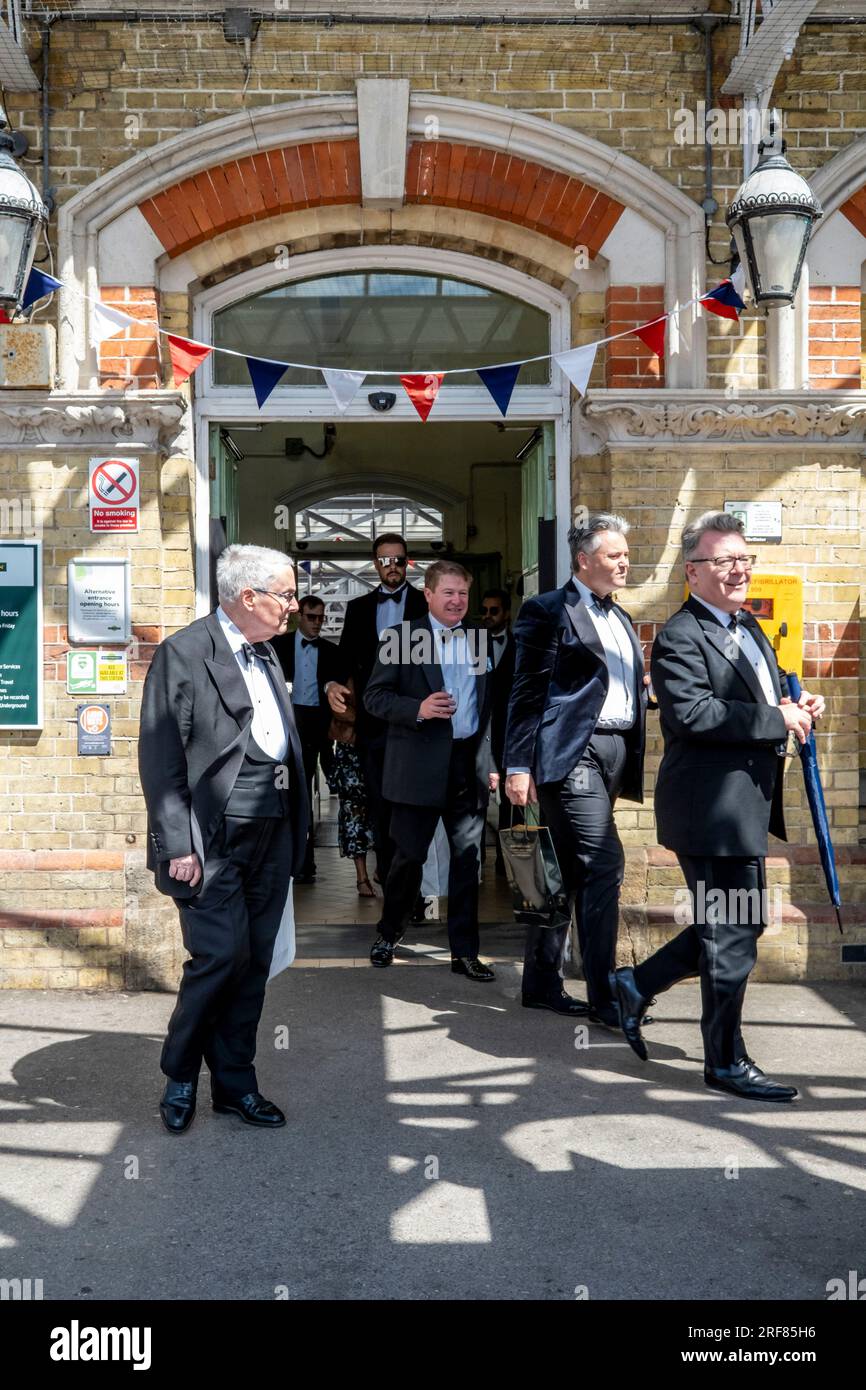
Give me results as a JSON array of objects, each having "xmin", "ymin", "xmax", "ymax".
[{"xmin": 68, "ymin": 558, "xmax": 132, "ymax": 644}]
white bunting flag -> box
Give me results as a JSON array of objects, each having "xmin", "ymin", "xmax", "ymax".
[
  {"xmin": 90, "ymin": 300, "xmax": 139, "ymax": 349},
  {"xmin": 731, "ymin": 261, "xmax": 747, "ymax": 302},
  {"xmin": 322, "ymin": 368, "xmax": 367, "ymax": 414},
  {"xmin": 553, "ymin": 343, "xmax": 598, "ymax": 397}
]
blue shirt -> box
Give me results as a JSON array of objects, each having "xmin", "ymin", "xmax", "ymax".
[
  {"xmin": 429, "ymin": 615, "xmax": 479, "ymax": 739},
  {"xmin": 292, "ymin": 629, "xmax": 319, "ymax": 707},
  {"xmin": 375, "ymin": 583, "xmax": 409, "ymax": 638}
]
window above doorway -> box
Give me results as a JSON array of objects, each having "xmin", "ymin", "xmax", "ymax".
[{"xmin": 212, "ymin": 270, "xmax": 551, "ymax": 387}]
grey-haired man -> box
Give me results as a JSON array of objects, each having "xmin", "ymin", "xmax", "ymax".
[
  {"xmin": 504, "ymin": 515, "xmax": 649, "ymax": 1021},
  {"xmin": 139, "ymin": 545, "xmax": 308, "ymax": 1134}
]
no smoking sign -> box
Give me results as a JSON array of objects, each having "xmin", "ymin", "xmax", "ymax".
[{"xmin": 89, "ymin": 457, "xmax": 139, "ymax": 533}]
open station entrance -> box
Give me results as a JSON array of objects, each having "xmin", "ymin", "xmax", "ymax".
[{"xmin": 194, "ymin": 259, "xmax": 571, "ymax": 954}]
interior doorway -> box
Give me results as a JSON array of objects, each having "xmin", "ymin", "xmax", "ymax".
[{"xmin": 206, "ymin": 418, "xmax": 552, "ymax": 628}]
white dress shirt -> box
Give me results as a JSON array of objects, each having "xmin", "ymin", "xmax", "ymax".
[
  {"xmin": 216, "ymin": 607, "xmax": 288, "ymax": 760},
  {"xmin": 375, "ymin": 582, "xmax": 409, "ymax": 637},
  {"xmin": 292, "ymin": 628, "xmax": 320, "ymax": 707},
  {"xmin": 429, "ymin": 615, "xmax": 479, "ymax": 739},
  {"xmin": 572, "ymin": 577, "xmax": 635, "ymax": 729},
  {"xmin": 692, "ymin": 596, "xmax": 777, "ymax": 704}
]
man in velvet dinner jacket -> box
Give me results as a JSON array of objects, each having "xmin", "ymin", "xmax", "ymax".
[
  {"xmin": 326, "ymin": 532, "xmax": 427, "ymax": 883},
  {"xmin": 504, "ymin": 514, "xmax": 648, "ymax": 1021},
  {"xmin": 139, "ymin": 544, "xmax": 308, "ymax": 1136}
]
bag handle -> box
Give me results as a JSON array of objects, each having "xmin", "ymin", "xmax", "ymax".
[{"xmin": 507, "ymin": 796, "xmax": 540, "ymax": 831}]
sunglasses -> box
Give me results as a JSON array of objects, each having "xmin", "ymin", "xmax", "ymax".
[
  {"xmin": 375, "ymin": 555, "xmax": 408, "ymax": 566},
  {"xmin": 481, "ymin": 606, "xmax": 503, "ymax": 616}
]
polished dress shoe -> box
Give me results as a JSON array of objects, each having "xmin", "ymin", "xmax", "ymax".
[
  {"xmin": 705, "ymin": 1059, "xmax": 798, "ymax": 1102},
  {"xmin": 159, "ymin": 1079, "xmax": 197, "ymax": 1135},
  {"xmin": 523, "ymin": 991, "xmax": 591, "ymax": 1017},
  {"xmin": 370, "ymin": 933, "xmax": 402, "ymax": 968},
  {"xmin": 294, "ymin": 871, "xmax": 316, "ymax": 885},
  {"xmin": 588, "ymin": 1003, "xmax": 620, "ymax": 1029},
  {"xmin": 212, "ymin": 1090, "xmax": 287, "ymax": 1126},
  {"xmin": 609, "ymin": 966, "xmax": 655, "ymax": 1061},
  {"xmin": 451, "ymin": 956, "xmax": 495, "ymax": 982}
]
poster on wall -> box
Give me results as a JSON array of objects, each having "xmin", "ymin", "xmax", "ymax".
[
  {"xmin": 68, "ymin": 557, "xmax": 132, "ymax": 645},
  {"xmin": 89, "ymin": 457, "xmax": 139, "ymax": 533},
  {"xmin": 0, "ymin": 539, "xmax": 43, "ymax": 730}
]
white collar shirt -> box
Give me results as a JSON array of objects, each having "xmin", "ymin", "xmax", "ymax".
[{"xmin": 216, "ymin": 607, "xmax": 288, "ymax": 760}]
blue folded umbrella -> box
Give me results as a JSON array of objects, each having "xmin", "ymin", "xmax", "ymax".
[{"xmin": 786, "ymin": 672, "xmax": 843, "ymax": 934}]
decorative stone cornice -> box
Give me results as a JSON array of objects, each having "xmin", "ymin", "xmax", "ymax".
[
  {"xmin": 581, "ymin": 389, "xmax": 866, "ymax": 448},
  {"xmin": 0, "ymin": 391, "xmax": 187, "ymax": 450}
]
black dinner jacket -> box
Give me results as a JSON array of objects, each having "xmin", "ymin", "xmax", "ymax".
[
  {"xmin": 363, "ymin": 616, "xmax": 495, "ymax": 809},
  {"xmin": 489, "ymin": 629, "xmax": 516, "ymax": 772},
  {"xmin": 138, "ymin": 611, "xmax": 309, "ymax": 894},
  {"xmin": 271, "ymin": 628, "xmax": 341, "ymax": 706},
  {"xmin": 336, "ymin": 583, "xmax": 428, "ymax": 736},
  {"xmin": 503, "ymin": 578, "xmax": 647, "ymax": 797},
  {"xmin": 651, "ymin": 595, "xmax": 789, "ymax": 857}
]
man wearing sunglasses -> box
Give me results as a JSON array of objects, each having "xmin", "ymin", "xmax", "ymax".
[
  {"xmin": 609, "ymin": 511, "xmax": 824, "ymax": 1102},
  {"xmin": 139, "ymin": 545, "xmax": 308, "ymax": 1135},
  {"xmin": 326, "ymin": 533, "xmax": 427, "ymax": 884}
]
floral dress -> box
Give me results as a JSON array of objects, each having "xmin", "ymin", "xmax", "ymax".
[{"xmin": 326, "ymin": 742, "xmax": 375, "ymax": 859}]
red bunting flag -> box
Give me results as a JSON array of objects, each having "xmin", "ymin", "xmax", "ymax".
[
  {"xmin": 167, "ymin": 334, "xmax": 213, "ymax": 386},
  {"xmin": 631, "ymin": 317, "xmax": 667, "ymax": 361},
  {"xmin": 400, "ymin": 372, "xmax": 444, "ymax": 422}
]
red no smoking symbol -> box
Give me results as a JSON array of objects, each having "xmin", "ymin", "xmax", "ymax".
[{"xmin": 93, "ymin": 461, "xmax": 135, "ymax": 505}]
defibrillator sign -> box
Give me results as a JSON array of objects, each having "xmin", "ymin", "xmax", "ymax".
[{"xmin": 89, "ymin": 457, "xmax": 139, "ymax": 532}]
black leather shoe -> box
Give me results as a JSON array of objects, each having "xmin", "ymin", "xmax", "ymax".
[
  {"xmin": 370, "ymin": 933, "xmax": 402, "ymax": 968},
  {"xmin": 294, "ymin": 871, "xmax": 316, "ymax": 885},
  {"xmin": 451, "ymin": 956, "xmax": 495, "ymax": 982},
  {"xmin": 522, "ymin": 991, "xmax": 591, "ymax": 1016},
  {"xmin": 705, "ymin": 1060, "xmax": 798, "ymax": 1102},
  {"xmin": 609, "ymin": 966, "xmax": 655, "ymax": 1061},
  {"xmin": 588, "ymin": 1003, "xmax": 620, "ymax": 1029},
  {"xmin": 212, "ymin": 1090, "xmax": 287, "ymax": 1126},
  {"xmin": 159, "ymin": 1079, "xmax": 197, "ymax": 1135}
]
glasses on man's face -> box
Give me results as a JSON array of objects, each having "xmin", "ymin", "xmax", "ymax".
[
  {"xmin": 481, "ymin": 607, "xmax": 502, "ymax": 617},
  {"xmin": 690, "ymin": 555, "xmax": 757, "ymax": 575},
  {"xmin": 251, "ymin": 587, "xmax": 297, "ymax": 604},
  {"xmin": 375, "ymin": 555, "xmax": 407, "ymax": 567}
]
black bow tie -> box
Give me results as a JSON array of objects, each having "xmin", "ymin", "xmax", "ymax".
[
  {"xmin": 492, "ymin": 633, "xmax": 506, "ymax": 644},
  {"xmin": 591, "ymin": 593, "xmax": 614, "ymax": 612},
  {"xmin": 241, "ymin": 641, "xmax": 274, "ymax": 666},
  {"xmin": 377, "ymin": 587, "xmax": 405, "ymax": 604},
  {"xmin": 301, "ymin": 637, "xmax": 318, "ymax": 648}
]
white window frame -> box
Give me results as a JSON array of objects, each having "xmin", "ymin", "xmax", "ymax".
[{"xmin": 193, "ymin": 245, "xmax": 573, "ymax": 614}]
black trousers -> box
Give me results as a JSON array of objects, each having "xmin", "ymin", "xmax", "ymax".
[
  {"xmin": 633, "ymin": 854, "xmax": 766, "ymax": 1070},
  {"xmin": 379, "ymin": 739, "xmax": 484, "ymax": 958},
  {"xmin": 293, "ymin": 704, "xmax": 333, "ymax": 874},
  {"xmin": 160, "ymin": 815, "xmax": 293, "ymax": 1097},
  {"xmin": 359, "ymin": 732, "xmax": 395, "ymax": 884},
  {"xmin": 529, "ymin": 732, "xmax": 627, "ymax": 1006}
]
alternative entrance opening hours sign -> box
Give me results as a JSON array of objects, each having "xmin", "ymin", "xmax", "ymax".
[{"xmin": 89, "ymin": 457, "xmax": 139, "ymax": 533}]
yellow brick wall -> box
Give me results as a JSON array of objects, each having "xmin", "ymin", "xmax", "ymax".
[
  {"xmin": 0, "ymin": 448, "xmax": 195, "ymax": 989},
  {"xmin": 6, "ymin": 18, "xmax": 863, "ymax": 390}
]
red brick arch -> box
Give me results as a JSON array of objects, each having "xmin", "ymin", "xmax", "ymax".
[{"xmin": 137, "ymin": 137, "xmax": 625, "ymax": 260}]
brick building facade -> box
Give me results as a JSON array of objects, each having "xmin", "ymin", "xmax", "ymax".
[{"xmin": 1, "ymin": 2, "xmax": 865, "ymax": 989}]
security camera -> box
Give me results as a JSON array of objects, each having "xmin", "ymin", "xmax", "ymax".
[{"xmin": 368, "ymin": 391, "xmax": 396, "ymax": 413}]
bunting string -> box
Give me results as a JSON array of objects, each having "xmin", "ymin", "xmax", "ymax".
[{"xmin": 25, "ymin": 268, "xmax": 746, "ymax": 421}]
